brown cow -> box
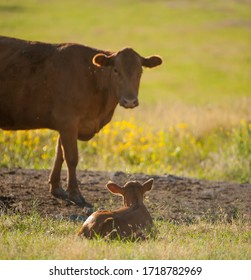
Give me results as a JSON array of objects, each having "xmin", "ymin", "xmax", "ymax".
[
  {"xmin": 0, "ymin": 36, "xmax": 162, "ymax": 206},
  {"xmin": 78, "ymin": 178, "xmax": 154, "ymax": 239}
]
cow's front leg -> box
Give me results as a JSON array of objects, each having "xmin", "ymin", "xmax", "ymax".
[
  {"xmin": 49, "ymin": 135, "xmax": 68, "ymax": 199},
  {"xmin": 59, "ymin": 127, "xmax": 89, "ymax": 207}
]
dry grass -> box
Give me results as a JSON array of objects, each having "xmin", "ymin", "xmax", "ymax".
[{"xmin": 115, "ymin": 97, "xmax": 251, "ymax": 137}]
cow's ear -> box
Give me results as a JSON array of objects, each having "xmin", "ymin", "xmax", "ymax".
[
  {"xmin": 142, "ymin": 178, "xmax": 154, "ymax": 193},
  {"xmin": 142, "ymin": 55, "xmax": 162, "ymax": 68},
  {"xmin": 93, "ymin": 53, "xmax": 115, "ymax": 67},
  {"xmin": 106, "ymin": 181, "xmax": 124, "ymax": 196}
]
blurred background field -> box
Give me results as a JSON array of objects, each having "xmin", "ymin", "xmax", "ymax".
[{"xmin": 0, "ymin": 0, "xmax": 251, "ymax": 182}]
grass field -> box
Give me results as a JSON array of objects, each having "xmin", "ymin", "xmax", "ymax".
[
  {"xmin": 0, "ymin": 212, "xmax": 250, "ymax": 260},
  {"xmin": 0, "ymin": 0, "xmax": 251, "ymax": 260}
]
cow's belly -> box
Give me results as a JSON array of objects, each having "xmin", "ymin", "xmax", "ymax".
[
  {"xmin": 77, "ymin": 109, "xmax": 115, "ymax": 141},
  {"xmin": 0, "ymin": 100, "xmax": 54, "ymax": 130},
  {"xmin": 77, "ymin": 119, "xmax": 100, "ymax": 141}
]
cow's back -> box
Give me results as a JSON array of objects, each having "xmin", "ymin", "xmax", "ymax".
[
  {"xmin": 0, "ymin": 36, "xmax": 56, "ymax": 74},
  {"xmin": 0, "ymin": 36, "xmax": 113, "ymax": 131},
  {"xmin": 0, "ymin": 36, "xmax": 59, "ymax": 129}
]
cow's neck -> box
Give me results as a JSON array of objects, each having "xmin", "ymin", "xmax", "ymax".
[
  {"xmin": 96, "ymin": 67, "xmax": 119, "ymax": 122},
  {"xmin": 84, "ymin": 67, "xmax": 119, "ymax": 135}
]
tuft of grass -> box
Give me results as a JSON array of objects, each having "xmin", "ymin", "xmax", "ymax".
[
  {"xmin": 202, "ymin": 119, "xmax": 251, "ymax": 183},
  {"xmin": 0, "ymin": 129, "xmax": 57, "ymax": 169},
  {"xmin": 0, "ymin": 212, "xmax": 250, "ymax": 259}
]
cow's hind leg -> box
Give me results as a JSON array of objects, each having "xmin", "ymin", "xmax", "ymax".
[{"xmin": 49, "ymin": 135, "xmax": 68, "ymax": 199}]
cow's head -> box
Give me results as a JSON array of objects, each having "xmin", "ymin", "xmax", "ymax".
[
  {"xmin": 106, "ymin": 178, "xmax": 154, "ymax": 207},
  {"xmin": 93, "ymin": 48, "xmax": 162, "ymax": 108}
]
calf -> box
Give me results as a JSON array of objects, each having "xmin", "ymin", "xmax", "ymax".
[{"xmin": 78, "ymin": 178, "xmax": 154, "ymax": 239}]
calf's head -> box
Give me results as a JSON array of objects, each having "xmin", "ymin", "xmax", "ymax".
[
  {"xmin": 106, "ymin": 178, "xmax": 154, "ymax": 207},
  {"xmin": 93, "ymin": 48, "xmax": 162, "ymax": 108}
]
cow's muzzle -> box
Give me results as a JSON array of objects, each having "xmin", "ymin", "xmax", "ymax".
[{"xmin": 120, "ymin": 97, "xmax": 139, "ymax": 108}]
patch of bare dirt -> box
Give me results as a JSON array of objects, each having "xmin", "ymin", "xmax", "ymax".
[{"xmin": 0, "ymin": 168, "xmax": 250, "ymax": 222}]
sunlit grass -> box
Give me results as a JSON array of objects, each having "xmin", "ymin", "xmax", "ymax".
[
  {"xmin": 0, "ymin": 212, "xmax": 250, "ymax": 259},
  {"xmin": 78, "ymin": 118, "xmax": 251, "ymax": 182}
]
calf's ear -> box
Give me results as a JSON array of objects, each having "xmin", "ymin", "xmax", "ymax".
[
  {"xmin": 93, "ymin": 53, "xmax": 115, "ymax": 67},
  {"xmin": 142, "ymin": 178, "xmax": 154, "ymax": 193},
  {"xmin": 142, "ymin": 55, "xmax": 162, "ymax": 68},
  {"xmin": 106, "ymin": 181, "xmax": 124, "ymax": 196}
]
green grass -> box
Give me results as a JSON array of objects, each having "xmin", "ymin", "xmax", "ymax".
[{"xmin": 0, "ymin": 212, "xmax": 250, "ymax": 259}]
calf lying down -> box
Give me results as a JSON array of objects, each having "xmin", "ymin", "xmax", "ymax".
[{"xmin": 78, "ymin": 179, "xmax": 154, "ymax": 240}]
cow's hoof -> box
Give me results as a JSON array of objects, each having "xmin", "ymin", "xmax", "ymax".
[
  {"xmin": 67, "ymin": 192, "xmax": 93, "ymax": 208},
  {"xmin": 50, "ymin": 186, "xmax": 68, "ymax": 200}
]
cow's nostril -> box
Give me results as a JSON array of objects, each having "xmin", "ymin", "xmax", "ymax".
[
  {"xmin": 133, "ymin": 99, "xmax": 139, "ymax": 106},
  {"xmin": 120, "ymin": 98, "xmax": 138, "ymax": 108}
]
